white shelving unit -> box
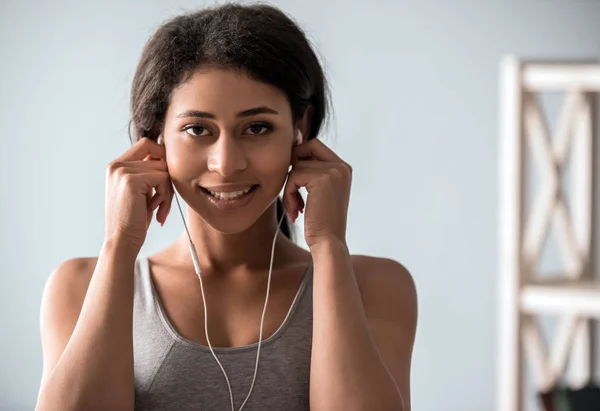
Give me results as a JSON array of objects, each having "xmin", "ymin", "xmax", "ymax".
[{"xmin": 497, "ymin": 57, "xmax": 600, "ymax": 411}]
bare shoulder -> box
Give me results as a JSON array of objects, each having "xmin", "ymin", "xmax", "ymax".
[
  {"xmin": 351, "ymin": 254, "xmax": 418, "ymax": 318},
  {"xmin": 42, "ymin": 257, "xmax": 98, "ymax": 308},
  {"xmin": 39, "ymin": 257, "xmax": 98, "ymax": 387},
  {"xmin": 350, "ymin": 255, "xmax": 418, "ymax": 408},
  {"xmin": 41, "ymin": 256, "xmax": 99, "ymax": 334}
]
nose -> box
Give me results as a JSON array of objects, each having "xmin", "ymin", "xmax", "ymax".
[{"xmin": 206, "ymin": 134, "xmax": 248, "ymax": 177}]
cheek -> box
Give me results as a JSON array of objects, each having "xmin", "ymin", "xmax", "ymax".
[
  {"xmin": 252, "ymin": 146, "xmax": 291, "ymax": 178},
  {"xmin": 249, "ymin": 144, "xmax": 292, "ymax": 196},
  {"xmin": 167, "ymin": 145, "xmax": 207, "ymax": 179}
]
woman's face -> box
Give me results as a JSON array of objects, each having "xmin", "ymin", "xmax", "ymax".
[{"xmin": 162, "ymin": 68, "xmax": 296, "ymax": 233}]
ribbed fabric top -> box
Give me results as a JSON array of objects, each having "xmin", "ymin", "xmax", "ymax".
[{"xmin": 132, "ymin": 256, "xmax": 313, "ymax": 411}]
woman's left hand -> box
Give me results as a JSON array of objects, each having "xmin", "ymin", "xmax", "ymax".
[{"xmin": 283, "ymin": 138, "xmax": 352, "ymax": 249}]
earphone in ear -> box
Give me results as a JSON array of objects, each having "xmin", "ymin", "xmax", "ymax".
[
  {"xmin": 295, "ymin": 129, "xmax": 303, "ymax": 146},
  {"xmin": 157, "ymin": 134, "xmax": 163, "ymax": 145}
]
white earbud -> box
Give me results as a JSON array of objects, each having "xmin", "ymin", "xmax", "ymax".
[
  {"xmin": 295, "ymin": 129, "xmax": 303, "ymax": 146},
  {"xmin": 157, "ymin": 134, "xmax": 163, "ymax": 145}
]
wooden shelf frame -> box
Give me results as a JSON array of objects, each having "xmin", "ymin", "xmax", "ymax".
[{"xmin": 497, "ymin": 56, "xmax": 599, "ymax": 411}]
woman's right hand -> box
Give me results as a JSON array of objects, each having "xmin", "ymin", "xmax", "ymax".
[{"xmin": 104, "ymin": 137, "xmax": 173, "ymax": 251}]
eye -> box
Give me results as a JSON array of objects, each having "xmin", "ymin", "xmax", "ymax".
[
  {"xmin": 244, "ymin": 123, "xmax": 272, "ymax": 136},
  {"xmin": 182, "ymin": 125, "xmax": 211, "ymax": 137}
]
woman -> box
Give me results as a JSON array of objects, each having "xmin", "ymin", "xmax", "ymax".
[{"xmin": 36, "ymin": 3, "xmax": 417, "ymax": 411}]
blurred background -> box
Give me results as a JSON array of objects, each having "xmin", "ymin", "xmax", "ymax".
[{"xmin": 1, "ymin": 0, "xmax": 600, "ymax": 410}]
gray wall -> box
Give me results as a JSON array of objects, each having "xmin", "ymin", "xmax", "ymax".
[{"xmin": 1, "ymin": 1, "xmax": 599, "ymax": 410}]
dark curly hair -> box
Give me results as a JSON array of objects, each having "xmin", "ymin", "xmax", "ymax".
[{"xmin": 128, "ymin": 2, "xmax": 331, "ymax": 239}]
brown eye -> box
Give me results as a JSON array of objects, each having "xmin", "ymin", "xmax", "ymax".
[
  {"xmin": 245, "ymin": 123, "xmax": 272, "ymax": 136},
  {"xmin": 183, "ymin": 125, "xmax": 210, "ymax": 137}
]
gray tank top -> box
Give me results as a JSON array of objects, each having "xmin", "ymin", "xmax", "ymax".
[{"xmin": 132, "ymin": 256, "xmax": 313, "ymax": 411}]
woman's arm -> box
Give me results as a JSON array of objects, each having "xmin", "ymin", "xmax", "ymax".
[
  {"xmin": 309, "ymin": 238, "xmax": 418, "ymax": 411},
  {"xmin": 284, "ymin": 137, "xmax": 417, "ymax": 409},
  {"xmin": 36, "ymin": 238, "xmax": 138, "ymax": 411}
]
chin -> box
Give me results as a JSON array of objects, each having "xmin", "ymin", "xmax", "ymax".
[{"xmin": 201, "ymin": 213, "xmax": 259, "ymax": 235}]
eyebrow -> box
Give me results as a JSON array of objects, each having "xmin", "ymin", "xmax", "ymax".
[{"xmin": 175, "ymin": 106, "xmax": 279, "ymax": 119}]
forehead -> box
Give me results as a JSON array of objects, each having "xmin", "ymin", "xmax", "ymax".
[{"xmin": 167, "ymin": 68, "xmax": 291, "ymax": 118}]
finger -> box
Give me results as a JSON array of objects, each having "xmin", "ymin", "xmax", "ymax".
[
  {"xmin": 146, "ymin": 190, "xmax": 153, "ymax": 229},
  {"xmin": 111, "ymin": 167, "xmax": 168, "ymax": 185},
  {"xmin": 156, "ymin": 183, "xmax": 174, "ymax": 225},
  {"xmin": 142, "ymin": 173, "xmax": 171, "ymax": 227},
  {"xmin": 110, "ymin": 159, "xmax": 168, "ymax": 173},
  {"xmin": 292, "ymin": 160, "xmax": 352, "ymax": 183},
  {"xmin": 149, "ymin": 191, "xmax": 163, "ymax": 211},
  {"xmin": 283, "ymin": 169, "xmax": 316, "ymax": 220},
  {"xmin": 116, "ymin": 137, "xmax": 166, "ymax": 163},
  {"xmin": 143, "ymin": 154, "xmax": 164, "ymax": 162},
  {"xmin": 292, "ymin": 138, "xmax": 343, "ymax": 163},
  {"xmin": 114, "ymin": 168, "xmax": 171, "ymax": 201},
  {"xmin": 134, "ymin": 158, "xmax": 168, "ymax": 170},
  {"xmin": 295, "ymin": 190, "xmax": 305, "ymax": 214},
  {"xmin": 282, "ymin": 182, "xmax": 300, "ymax": 221},
  {"xmin": 156, "ymin": 196, "xmax": 171, "ymax": 226},
  {"xmin": 130, "ymin": 159, "xmax": 167, "ymax": 170},
  {"xmin": 148, "ymin": 171, "xmax": 172, "ymax": 208}
]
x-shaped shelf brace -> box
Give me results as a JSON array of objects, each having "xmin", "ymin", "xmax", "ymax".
[
  {"xmin": 520, "ymin": 90, "xmax": 593, "ymax": 392},
  {"xmin": 522, "ymin": 90, "xmax": 586, "ymax": 280}
]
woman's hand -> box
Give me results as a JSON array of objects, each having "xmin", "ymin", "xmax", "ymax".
[
  {"xmin": 283, "ymin": 139, "xmax": 352, "ymax": 249},
  {"xmin": 104, "ymin": 137, "xmax": 173, "ymax": 251}
]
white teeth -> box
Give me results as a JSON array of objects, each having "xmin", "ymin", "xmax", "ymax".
[{"xmin": 208, "ymin": 187, "xmax": 253, "ymax": 200}]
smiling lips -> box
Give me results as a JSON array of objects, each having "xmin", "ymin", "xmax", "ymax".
[
  {"xmin": 207, "ymin": 187, "xmax": 253, "ymax": 200},
  {"xmin": 200, "ymin": 184, "xmax": 259, "ymax": 201}
]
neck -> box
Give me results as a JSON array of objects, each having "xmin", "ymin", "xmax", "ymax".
[{"xmin": 173, "ymin": 203, "xmax": 296, "ymax": 274}]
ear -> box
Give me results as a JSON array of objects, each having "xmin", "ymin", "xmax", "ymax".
[
  {"xmin": 294, "ymin": 129, "xmax": 303, "ymax": 146},
  {"xmin": 296, "ymin": 104, "xmax": 314, "ymax": 143}
]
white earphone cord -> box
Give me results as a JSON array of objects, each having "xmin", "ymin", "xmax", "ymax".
[
  {"xmin": 171, "ymin": 181, "xmax": 287, "ymax": 411},
  {"xmin": 139, "ymin": 134, "xmax": 290, "ymax": 410}
]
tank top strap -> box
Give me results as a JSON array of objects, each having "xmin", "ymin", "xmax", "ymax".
[{"xmin": 132, "ymin": 257, "xmax": 175, "ymax": 394}]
